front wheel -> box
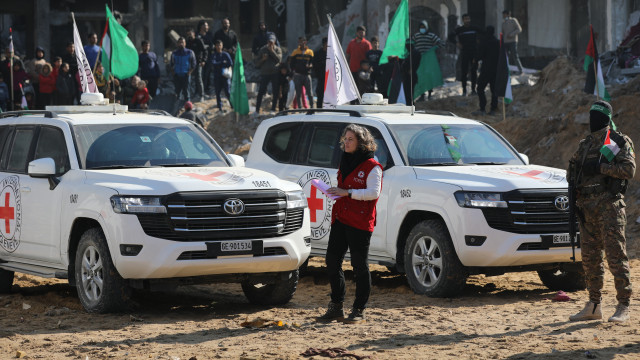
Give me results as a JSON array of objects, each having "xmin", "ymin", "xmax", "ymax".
[
  {"xmin": 75, "ymin": 228, "xmax": 130, "ymax": 313},
  {"xmin": 242, "ymin": 270, "xmax": 299, "ymax": 305},
  {"xmin": 0, "ymin": 269, "xmax": 14, "ymax": 293},
  {"xmin": 537, "ymin": 267, "xmax": 586, "ymax": 291},
  {"xmin": 403, "ymin": 220, "xmax": 468, "ymax": 297}
]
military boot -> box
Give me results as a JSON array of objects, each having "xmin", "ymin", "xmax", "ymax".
[
  {"xmin": 608, "ymin": 303, "xmax": 630, "ymax": 323},
  {"xmin": 569, "ymin": 301, "xmax": 602, "ymax": 321},
  {"xmin": 316, "ymin": 302, "xmax": 344, "ymax": 322}
]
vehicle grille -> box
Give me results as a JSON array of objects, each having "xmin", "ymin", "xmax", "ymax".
[
  {"xmin": 481, "ymin": 189, "xmax": 574, "ymax": 234},
  {"xmin": 176, "ymin": 247, "xmax": 288, "ymax": 260},
  {"xmin": 136, "ymin": 190, "xmax": 304, "ymax": 241}
]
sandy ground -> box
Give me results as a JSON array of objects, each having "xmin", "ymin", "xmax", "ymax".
[{"xmin": 1, "ymin": 258, "xmax": 639, "ymax": 360}]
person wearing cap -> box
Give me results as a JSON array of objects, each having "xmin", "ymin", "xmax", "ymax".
[
  {"xmin": 567, "ymin": 100, "xmax": 635, "ymax": 323},
  {"xmin": 179, "ymin": 101, "xmax": 206, "ymax": 127},
  {"xmin": 254, "ymin": 34, "xmax": 282, "ymax": 114},
  {"xmin": 346, "ymin": 25, "xmax": 372, "ymax": 80},
  {"xmin": 412, "ymin": 20, "xmax": 445, "ymax": 101},
  {"xmin": 252, "ymin": 21, "xmax": 279, "ymax": 57}
]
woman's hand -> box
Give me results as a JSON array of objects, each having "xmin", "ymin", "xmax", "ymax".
[{"xmin": 327, "ymin": 187, "xmax": 349, "ymax": 197}]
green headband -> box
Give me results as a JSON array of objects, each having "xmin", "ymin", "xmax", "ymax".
[{"xmin": 590, "ymin": 104, "xmax": 612, "ymax": 119}]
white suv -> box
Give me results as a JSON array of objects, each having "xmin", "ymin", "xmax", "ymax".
[
  {"xmin": 0, "ymin": 104, "xmax": 310, "ymax": 312},
  {"xmin": 246, "ymin": 105, "xmax": 584, "ymax": 297}
]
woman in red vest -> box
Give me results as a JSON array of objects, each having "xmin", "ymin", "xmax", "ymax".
[{"xmin": 318, "ymin": 124, "xmax": 383, "ymax": 324}]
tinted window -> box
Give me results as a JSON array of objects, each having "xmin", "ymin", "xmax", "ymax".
[
  {"xmin": 364, "ymin": 126, "xmax": 393, "ymax": 170},
  {"xmin": 306, "ymin": 126, "xmax": 342, "ymax": 168},
  {"xmin": 7, "ymin": 128, "xmax": 35, "ymax": 173},
  {"xmin": 34, "ymin": 126, "xmax": 70, "ymax": 175},
  {"xmin": 263, "ymin": 122, "xmax": 302, "ymax": 163}
]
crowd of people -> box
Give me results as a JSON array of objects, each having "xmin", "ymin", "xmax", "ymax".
[{"xmin": 0, "ymin": 11, "xmax": 523, "ymax": 114}]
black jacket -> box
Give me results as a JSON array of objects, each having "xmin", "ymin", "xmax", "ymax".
[{"xmin": 186, "ymin": 37, "xmax": 208, "ymax": 64}]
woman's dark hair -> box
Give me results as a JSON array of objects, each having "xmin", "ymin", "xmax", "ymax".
[{"xmin": 340, "ymin": 124, "xmax": 377, "ymax": 152}]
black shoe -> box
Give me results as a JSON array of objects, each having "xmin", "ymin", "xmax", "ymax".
[
  {"xmin": 316, "ymin": 302, "xmax": 344, "ymax": 322},
  {"xmin": 343, "ymin": 308, "xmax": 365, "ymax": 324}
]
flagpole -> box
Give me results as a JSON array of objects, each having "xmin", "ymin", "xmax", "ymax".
[
  {"xmin": 326, "ymin": 14, "xmax": 362, "ymax": 104},
  {"xmin": 408, "ymin": 0, "xmax": 414, "ymax": 115},
  {"xmin": 502, "ymin": 99, "xmax": 506, "ymax": 122},
  {"xmin": 9, "ymin": 27, "xmax": 14, "ymax": 111}
]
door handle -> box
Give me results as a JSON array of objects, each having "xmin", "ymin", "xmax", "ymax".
[{"xmin": 21, "ymin": 187, "xmax": 31, "ymax": 193}]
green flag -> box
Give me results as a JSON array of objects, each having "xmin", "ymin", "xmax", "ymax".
[
  {"xmin": 101, "ymin": 46, "xmax": 110, "ymax": 80},
  {"xmin": 230, "ymin": 48, "xmax": 249, "ymax": 115},
  {"xmin": 413, "ymin": 47, "xmax": 443, "ymax": 98},
  {"xmin": 379, "ymin": 0, "xmax": 409, "ymax": 65},
  {"xmin": 106, "ymin": 5, "xmax": 138, "ymax": 79}
]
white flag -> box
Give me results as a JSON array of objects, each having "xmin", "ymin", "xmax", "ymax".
[
  {"xmin": 72, "ymin": 14, "xmax": 99, "ymax": 94},
  {"xmin": 323, "ymin": 16, "xmax": 360, "ymax": 108}
]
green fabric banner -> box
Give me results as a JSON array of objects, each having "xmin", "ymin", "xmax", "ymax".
[
  {"xmin": 106, "ymin": 5, "xmax": 139, "ymax": 79},
  {"xmin": 413, "ymin": 47, "xmax": 443, "ymax": 98},
  {"xmin": 378, "ymin": 0, "xmax": 409, "ymax": 65},
  {"xmin": 230, "ymin": 47, "xmax": 249, "ymax": 115}
]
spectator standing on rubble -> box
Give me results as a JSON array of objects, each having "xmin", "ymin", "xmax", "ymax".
[
  {"xmin": 197, "ymin": 20, "xmax": 214, "ymax": 96},
  {"xmin": 214, "ymin": 18, "xmax": 238, "ymax": 58},
  {"xmin": 454, "ymin": 14, "xmax": 481, "ymax": 96},
  {"xmin": 413, "ymin": 20, "xmax": 445, "ymax": 100},
  {"xmin": 288, "ymin": 36, "xmax": 314, "ymax": 109},
  {"xmin": 138, "ymin": 40, "xmax": 161, "ymax": 98},
  {"xmin": 254, "ymin": 34, "xmax": 282, "ymax": 114},
  {"xmin": 170, "ymin": 37, "xmax": 196, "ymax": 102},
  {"xmin": 346, "ymin": 26, "xmax": 372, "ymax": 79},
  {"xmin": 472, "ymin": 26, "xmax": 500, "ymax": 116},
  {"xmin": 186, "ymin": 28, "xmax": 208, "ymax": 102},
  {"xmin": 210, "ymin": 40, "xmax": 233, "ymax": 112},
  {"xmin": 365, "ymin": 37, "xmax": 383, "ymax": 93},
  {"xmin": 501, "ymin": 10, "xmax": 523, "ymax": 74},
  {"xmin": 252, "ymin": 21, "xmax": 279, "ymax": 58},
  {"xmin": 25, "ymin": 46, "xmax": 47, "ymax": 107},
  {"xmin": 312, "ymin": 37, "xmax": 327, "ymax": 108}
]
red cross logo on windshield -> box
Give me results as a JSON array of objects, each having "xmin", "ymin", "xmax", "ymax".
[
  {"xmin": 183, "ymin": 171, "xmax": 227, "ymax": 182},
  {"xmin": 307, "ymin": 185, "xmax": 324, "ymax": 223},
  {"xmin": 0, "ymin": 192, "xmax": 15, "ymax": 234},
  {"xmin": 506, "ymin": 170, "xmax": 543, "ymax": 179}
]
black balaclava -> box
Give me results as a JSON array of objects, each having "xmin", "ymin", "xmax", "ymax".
[{"xmin": 589, "ymin": 100, "xmax": 612, "ymax": 133}]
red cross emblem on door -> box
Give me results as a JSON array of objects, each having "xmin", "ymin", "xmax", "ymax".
[
  {"xmin": 307, "ymin": 184, "xmax": 324, "ymax": 223},
  {"xmin": 0, "ymin": 192, "xmax": 15, "ymax": 234}
]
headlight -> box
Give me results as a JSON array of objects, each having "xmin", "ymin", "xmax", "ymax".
[
  {"xmin": 111, "ymin": 196, "xmax": 167, "ymax": 214},
  {"xmin": 286, "ymin": 190, "xmax": 308, "ymax": 209},
  {"xmin": 454, "ymin": 191, "xmax": 507, "ymax": 208}
]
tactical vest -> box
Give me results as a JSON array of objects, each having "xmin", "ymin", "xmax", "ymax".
[{"xmin": 576, "ymin": 129, "xmax": 627, "ymax": 196}]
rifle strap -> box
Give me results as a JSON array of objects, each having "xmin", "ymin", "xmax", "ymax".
[{"xmin": 576, "ymin": 142, "xmax": 592, "ymax": 184}]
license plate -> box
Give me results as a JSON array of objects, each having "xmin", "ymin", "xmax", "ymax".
[
  {"xmin": 221, "ymin": 240, "xmax": 252, "ymax": 252},
  {"xmin": 552, "ymin": 234, "xmax": 571, "ymax": 244}
]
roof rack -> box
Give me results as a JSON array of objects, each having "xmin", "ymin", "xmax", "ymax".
[
  {"xmin": 275, "ymin": 108, "xmax": 362, "ymax": 117},
  {"xmin": 128, "ymin": 109, "xmax": 172, "ymax": 117},
  {"xmin": 414, "ymin": 110, "xmax": 458, "ymax": 117},
  {"xmin": 0, "ymin": 110, "xmax": 58, "ymax": 119}
]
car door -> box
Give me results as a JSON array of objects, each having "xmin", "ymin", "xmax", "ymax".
[{"xmin": 0, "ymin": 125, "xmax": 69, "ymax": 264}]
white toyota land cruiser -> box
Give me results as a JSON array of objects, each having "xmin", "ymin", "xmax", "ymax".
[
  {"xmin": 0, "ymin": 104, "xmax": 310, "ymax": 313},
  {"xmin": 246, "ymin": 104, "xmax": 584, "ymax": 297}
]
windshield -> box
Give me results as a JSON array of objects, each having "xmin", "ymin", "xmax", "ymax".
[
  {"xmin": 389, "ymin": 123, "xmax": 523, "ymax": 166},
  {"xmin": 74, "ymin": 123, "xmax": 228, "ymax": 169}
]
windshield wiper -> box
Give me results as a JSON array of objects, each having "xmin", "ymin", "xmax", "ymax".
[
  {"xmin": 468, "ymin": 162, "xmax": 507, "ymax": 165},
  {"xmin": 87, "ymin": 165, "xmax": 144, "ymax": 170},
  {"xmin": 155, "ymin": 163, "xmax": 207, "ymax": 167},
  {"xmin": 413, "ymin": 162, "xmax": 460, "ymax": 166}
]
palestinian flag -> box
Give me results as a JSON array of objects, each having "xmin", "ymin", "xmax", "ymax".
[
  {"xmin": 387, "ymin": 58, "xmax": 406, "ymax": 104},
  {"xmin": 100, "ymin": 21, "xmax": 111, "ymax": 80},
  {"xmin": 495, "ymin": 33, "xmax": 512, "ymax": 104},
  {"xmin": 600, "ymin": 129, "xmax": 623, "ymax": 162},
  {"xmin": 584, "ymin": 25, "xmax": 611, "ymax": 101}
]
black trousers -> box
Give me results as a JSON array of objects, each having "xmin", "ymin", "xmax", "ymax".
[
  {"xmin": 326, "ymin": 220, "xmax": 372, "ymax": 310},
  {"xmin": 460, "ymin": 50, "xmax": 477, "ymax": 92},
  {"xmin": 256, "ymin": 73, "xmax": 277, "ymax": 111},
  {"xmin": 477, "ymin": 71, "xmax": 497, "ymax": 112}
]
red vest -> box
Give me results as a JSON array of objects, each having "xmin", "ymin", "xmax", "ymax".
[{"xmin": 332, "ymin": 158, "xmax": 382, "ymax": 232}]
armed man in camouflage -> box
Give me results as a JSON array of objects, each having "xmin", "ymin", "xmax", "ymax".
[{"xmin": 567, "ymin": 100, "xmax": 635, "ymax": 323}]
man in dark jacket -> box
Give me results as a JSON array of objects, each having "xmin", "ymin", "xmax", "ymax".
[
  {"xmin": 312, "ymin": 37, "xmax": 327, "ymax": 108},
  {"xmin": 170, "ymin": 37, "xmax": 196, "ymax": 102},
  {"xmin": 138, "ymin": 40, "xmax": 161, "ymax": 98},
  {"xmin": 186, "ymin": 28, "xmax": 208, "ymax": 101},
  {"xmin": 472, "ymin": 26, "xmax": 500, "ymax": 115},
  {"xmin": 213, "ymin": 18, "xmax": 238, "ymax": 58},
  {"xmin": 254, "ymin": 34, "xmax": 282, "ymax": 114},
  {"xmin": 197, "ymin": 20, "xmax": 214, "ymax": 95},
  {"xmin": 454, "ymin": 14, "xmax": 481, "ymax": 96},
  {"xmin": 252, "ymin": 21, "xmax": 279, "ymax": 57}
]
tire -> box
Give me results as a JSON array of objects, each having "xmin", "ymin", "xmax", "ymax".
[
  {"xmin": 403, "ymin": 220, "xmax": 468, "ymax": 297},
  {"xmin": 75, "ymin": 228, "xmax": 130, "ymax": 313},
  {"xmin": 0, "ymin": 269, "xmax": 14, "ymax": 293},
  {"xmin": 537, "ymin": 267, "xmax": 586, "ymax": 291},
  {"xmin": 242, "ymin": 270, "xmax": 299, "ymax": 305}
]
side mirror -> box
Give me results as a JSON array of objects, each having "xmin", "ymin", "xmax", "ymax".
[
  {"xmin": 28, "ymin": 158, "xmax": 56, "ymax": 177},
  {"xmin": 518, "ymin": 153, "xmax": 530, "ymax": 165},
  {"xmin": 227, "ymin": 154, "xmax": 245, "ymax": 167},
  {"xmin": 28, "ymin": 158, "xmax": 60, "ymax": 190}
]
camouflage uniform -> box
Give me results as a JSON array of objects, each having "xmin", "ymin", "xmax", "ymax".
[{"xmin": 567, "ymin": 126, "xmax": 635, "ymax": 305}]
